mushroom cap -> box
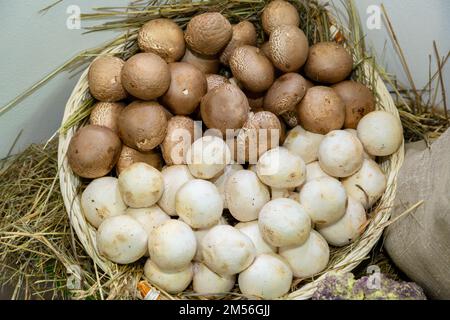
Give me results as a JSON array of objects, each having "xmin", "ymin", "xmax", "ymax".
[
  {"xmin": 193, "ymin": 262, "xmax": 236, "ymax": 295},
  {"xmin": 318, "ymin": 130, "xmax": 364, "ymax": 178},
  {"xmin": 97, "ymin": 215, "xmax": 148, "ymax": 264},
  {"xmin": 225, "ymin": 170, "xmax": 271, "ymax": 222},
  {"xmin": 279, "ymin": 230, "xmax": 330, "ymax": 278},
  {"xmin": 210, "ymin": 163, "xmax": 244, "ymax": 209},
  {"xmin": 205, "ymin": 74, "xmax": 230, "ymax": 92},
  {"xmin": 67, "ymin": 125, "xmax": 122, "ymax": 179},
  {"xmin": 261, "ymin": 0, "xmax": 300, "ymax": 35},
  {"xmin": 264, "ymin": 73, "xmax": 308, "ymax": 115},
  {"xmin": 89, "ymin": 101, "xmax": 125, "ymax": 133},
  {"xmin": 283, "ymin": 125, "xmax": 324, "ymax": 164},
  {"xmin": 258, "ymin": 198, "xmax": 311, "ymax": 247},
  {"xmin": 137, "ymin": 18, "xmax": 185, "ymax": 63},
  {"xmin": 144, "ymin": 259, "xmax": 193, "ymax": 294},
  {"xmin": 158, "ymin": 165, "xmax": 194, "ymax": 216},
  {"xmin": 229, "ymin": 45, "xmax": 275, "ymax": 93},
  {"xmin": 181, "ymin": 48, "xmax": 220, "ymax": 74},
  {"xmin": 332, "ymin": 80, "xmax": 376, "ymax": 129},
  {"xmin": 200, "ymin": 83, "xmax": 250, "ymax": 135},
  {"xmin": 160, "ymin": 115, "xmax": 196, "ymax": 165},
  {"xmin": 304, "ymin": 42, "xmax": 353, "ymax": 84},
  {"xmin": 81, "ymin": 177, "xmax": 127, "ymax": 228},
  {"xmin": 297, "ymin": 86, "xmax": 345, "ymax": 134},
  {"xmin": 184, "ymin": 12, "xmax": 232, "ymax": 56},
  {"xmin": 356, "ymin": 110, "xmax": 403, "ymax": 156},
  {"xmin": 238, "ymin": 253, "xmax": 293, "ymax": 299},
  {"xmin": 121, "ymin": 52, "xmax": 171, "ymax": 100},
  {"xmin": 118, "ymin": 100, "xmax": 168, "ymax": 152},
  {"xmin": 160, "ymin": 62, "xmax": 207, "ymax": 115},
  {"xmin": 88, "ymin": 56, "xmax": 128, "ymax": 102},
  {"xmin": 235, "ymin": 220, "xmax": 277, "ymax": 255},
  {"xmin": 116, "ymin": 145, "xmax": 163, "ymax": 175},
  {"xmin": 269, "ymin": 25, "xmax": 309, "ymax": 72},
  {"xmin": 220, "ymin": 21, "xmax": 257, "ymax": 66}
]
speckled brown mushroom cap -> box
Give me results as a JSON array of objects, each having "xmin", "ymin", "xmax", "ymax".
[
  {"xmin": 161, "ymin": 115, "xmax": 196, "ymax": 165},
  {"xmin": 259, "ymin": 41, "xmax": 271, "ymax": 58},
  {"xmin": 181, "ymin": 48, "xmax": 220, "ymax": 74},
  {"xmin": 206, "ymin": 74, "xmax": 230, "ymax": 92},
  {"xmin": 264, "ymin": 73, "xmax": 308, "ymax": 116},
  {"xmin": 220, "ymin": 21, "xmax": 257, "ymax": 66},
  {"xmin": 236, "ymin": 111, "xmax": 282, "ymax": 162},
  {"xmin": 245, "ymin": 90, "xmax": 265, "ymax": 112},
  {"xmin": 200, "ymin": 83, "xmax": 250, "ymax": 135},
  {"xmin": 331, "ymin": 80, "xmax": 375, "ymax": 129},
  {"xmin": 89, "ymin": 101, "xmax": 125, "ymax": 133},
  {"xmin": 67, "ymin": 125, "xmax": 122, "ymax": 179},
  {"xmin": 88, "ymin": 56, "xmax": 128, "ymax": 102},
  {"xmin": 160, "ymin": 62, "xmax": 207, "ymax": 115},
  {"xmin": 137, "ymin": 18, "xmax": 186, "ymax": 63},
  {"xmin": 118, "ymin": 100, "xmax": 168, "ymax": 152},
  {"xmin": 229, "ymin": 45, "xmax": 275, "ymax": 93},
  {"xmin": 184, "ymin": 12, "xmax": 232, "ymax": 56},
  {"xmin": 121, "ymin": 52, "xmax": 171, "ymax": 100},
  {"xmin": 116, "ymin": 145, "xmax": 163, "ymax": 175},
  {"xmin": 261, "ymin": 0, "xmax": 300, "ymax": 35},
  {"xmin": 269, "ymin": 25, "xmax": 309, "ymax": 72},
  {"xmin": 304, "ymin": 42, "xmax": 353, "ymax": 84},
  {"xmin": 297, "ymin": 86, "xmax": 345, "ymax": 134}
]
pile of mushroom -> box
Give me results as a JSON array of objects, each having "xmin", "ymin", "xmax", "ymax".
[{"xmin": 68, "ymin": 0, "xmax": 403, "ymax": 300}]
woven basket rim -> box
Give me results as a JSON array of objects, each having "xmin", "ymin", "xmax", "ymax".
[{"xmin": 57, "ymin": 11, "xmax": 404, "ymax": 300}]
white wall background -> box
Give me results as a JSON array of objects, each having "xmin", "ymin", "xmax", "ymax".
[{"xmin": 0, "ymin": 0, "xmax": 449, "ymax": 158}]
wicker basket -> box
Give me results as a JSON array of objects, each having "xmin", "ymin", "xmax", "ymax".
[{"xmin": 58, "ymin": 5, "xmax": 404, "ymax": 300}]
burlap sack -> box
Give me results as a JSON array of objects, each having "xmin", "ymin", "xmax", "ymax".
[{"xmin": 385, "ymin": 128, "xmax": 450, "ymax": 299}]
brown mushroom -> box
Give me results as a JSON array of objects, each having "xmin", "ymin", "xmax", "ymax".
[
  {"xmin": 304, "ymin": 42, "xmax": 353, "ymax": 84},
  {"xmin": 161, "ymin": 116, "xmax": 196, "ymax": 165},
  {"xmin": 236, "ymin": 111, "xmax": 282, "ymax": 163},
  {"xmin": 261, "ymin": 0, "xmax": 300, "ymax": 35},
  {"xmin": 331, "ymin": 80, "xmax": 375, "ymax": 129},
  {"xmin": 229, "ymin": 45, "xmax": 275, "ymax": 93},
  {"xmin": 118, "ymin": 101, "xmax": 168, "ymax": 151},
  {"xmin": 116, "ymin": 145, "xmax": 163, "ymax": 175},
  {"xmin": 264, "ymin": 73, "xmax": 308, "ymax": 116},
  {"xmin": 297, "ymin": 86, "xmax": 345, "ymax": 134},
  {"xmin": 220, "ymin": 21, "xmax": 257, "ymax": 66},
  {"xmin": 206, "ymin": 74, "xmax": 230, "ymax": 92},
  {"xmin": 184, "ymin": 12, "xmax": 232, "ymax": 56},
  {"xmin": 181, "ymin": 48, "xmax": 220, "ymax": 74},
  {"xmin": 160, "ymin": 62, "xmax": 207, "ymax": 115},
  {"xmin": 89, "ymin": 101, "xmax": 125, "ymax": 134},
  {"xmin": 259, "ymin": 42, "xmax": 271, "ymax": 58},
  {"xmin": 245, "ymin": 90, "xmax": 265, "ymax": 112},
  {"xmin": 121, "ymin": 52, "xmax": 171, "ymax": 100},
  {"xmin": 137, "ymin": 18, "xmax": 185, "ymax": 63},
  {"xmin": 88, "ymin": 56, "xmax": 128, "ymax": 102},
  {"xmin": 67, "ymin": 125, "xmax": 122, "ymax": 179},
  {"xmin": 200, "ymin": 83, "xmax": 250, "ymax": 135},
  {"xmin": 269, "ymin": 25, "xmax": 309, "ymax": 72}
]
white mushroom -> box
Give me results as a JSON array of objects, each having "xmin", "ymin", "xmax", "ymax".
[
  {"xmin": 193, "ymin": 262, "xmax": 235, "ymax": 295},
  {"xmin": 96, "ymin": 215, "xmax": 148, "ymax": 264},
  {"xmin": 238, "ymin": 253, "xmax": 293, "ymax": 299},
  {"xmin": 210, "ymin": 163, "xmax": 244, "ymax": 209},
  {"xmin": 235, "ymin": 220, "xmax": 276, "ymax": 255},
  {"xmin": 175, "ymin": 179, "xmax": 223, "ymax": 228},
  {"xmin": 318, "ymin": 130, "xmax": 364, "ymax": 178},
  {"xmin": 201, "ymin": 225, "xmax": 256, "ymax": 276},
  {"xmin": 258, "ymin": 198, "xmax": 311, "ymax": 247},
  {"xmin": 341, "ymin": 158, "xmax": 387, "ymax": 209},
  {"xmin": 283, "ymin": 125, "xmax": 324, "ymax": 163},
  {"xmin": 193, "ymin": 217, "xmax": 228, "ymax": 262},
  {"xmin": 305, "ymin": 161, "xmax": 332, "ymax": 182},
  {"xmin": 317, "ymin": 196, "xmax": 367, "ymax": 246},
  {"xmin": 158, "ymin": 165, "xmax": 194, "ymax": 216},
  {"xmin": 279, "ymin": 230, "xmax": 330, "ymax": 278},
  {"xmin": 270, "ymin": 187, "xmax": 291, "ymax": 199},
  {"xmin": 81, "ymin": 177, "xmax": 127, "ymax": 228},
  {"xmin": 299, "ymin": 176, "xmax": 347, "ymax": 226},
  {"xmin": 186, "ymin": 135, "xmax": 232, "ymax": 179},
  {"xmin": 148, "ymin": 219, "xmax": 197, "ymax": 272},
  {"xmin": 356, "ymin": 110, "xmax": 403, "ymax": 156},
  {"xmin": 256, "ymin": 146, "xmax": 306, "ymax": 188},
  {"xmin": 118, "ymin": 162, "xmax": 164, "ymax": 208},
  {"xmin": 144, "ymin": 259, "xmax": 193, "ymax": 294},
  {"xmin": 344, "ymin": 128, "xmax": 374, "ymax": 160},
  {"xmin": 225, "ymin": 170, "xmax": 270, "ymax": 222}
]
